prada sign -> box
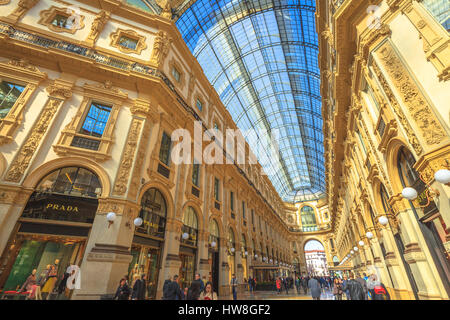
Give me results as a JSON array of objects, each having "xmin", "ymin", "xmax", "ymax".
[{"xmin": 21, "ymin": 192, "xmax": 98, "ymax": 223}]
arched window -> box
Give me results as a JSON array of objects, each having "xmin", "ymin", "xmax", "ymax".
[
  {"xmin": 301, "ymin": 206, "xmax": 317, "ymax": 231},
  {"xmin": 182, "ymin": 206, "xmax": 198, "ymax": 247},
  {"xmin": 23, "ymin": 167, "xmax": 102, "ymax": 223},
  {"xmin": 137, "ymin": 188, "xmax": 167, "ymax": 238},
  {"xmin": 209, "ymin": 219, "xmax": 220, "ymax": 247},
  {"xmin": 35, "ymin": 167, "xmax": 102, "ymax": 198},
  {"xmin": 241, "ymin": 234, "xmax": 247, "ymax": 254}
]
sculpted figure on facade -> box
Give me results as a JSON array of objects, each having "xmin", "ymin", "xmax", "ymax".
[
  {"xmin": 8, "ymin": 0, "xmax": 39, "ymax": 22},
  {"xmin": 150, "ymin": 31, "xmax": 172, "ymax": 67},
  {"xmin": 86, "ymin": 10, "xmax": 110, "ymax": 44}
]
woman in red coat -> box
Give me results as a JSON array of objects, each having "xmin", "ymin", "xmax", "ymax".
[{"xmin": 276, "ymin": 278, "xmax": 282, "ymax": 294}]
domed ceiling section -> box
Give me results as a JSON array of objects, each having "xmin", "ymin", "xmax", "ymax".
[{"xmin": 174, "ymin": 0, "xmax": 325, "ymax": 203}]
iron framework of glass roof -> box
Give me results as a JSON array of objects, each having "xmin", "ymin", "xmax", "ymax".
[{"xmin": 175, "ymin": 0, "xmax": 325, "ymax": 203}]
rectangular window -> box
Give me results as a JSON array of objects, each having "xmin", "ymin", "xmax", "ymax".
[
  {"xmin": 118, "ymin": 35, "xmax": 138, "ymax": 50},
  {"xmin": 230, "ymin": 191, "xmax": 234, "ymax": 211},
  {"xmin": 251, "ymin": 209, "xmax": 254, "ymax": 225},
  {"xmin": 51, "ymin": 14, "xmax": 71, "ymax": 29},
  {"xmin": 196, "ymin": 99, "xmax": 203, "ymax": 112},
  {"xmin": 192, "ymin": 161, "xmax": 200, "ymax": 187},
  {"xmin": 214, "ymin": 178, "xmax": 220, "ymax": 201},
  {"xmin": 242, "ymin": 201, "xmax": 246, "ymax": 220},
  {"xmin": 357, "ymin": 129, "xmax": 367, "ymax": 155},
  {"xmin": 0, "ymin": 81, "xmax": 25, "ymax": 119},
  {"xmin": 172, "ymin": 67, "xmax": 181, "ymax": 82},
  {"xmin": 159, "ymin": 132, "xmax": 172, "ymax": 165},
  {"xmin": 377, "ymin": 117, "xmax": 386, "ymax": 137},
  {"xmin": 80, "ymin": 102, "xmax": 112, "ymax": 138}
]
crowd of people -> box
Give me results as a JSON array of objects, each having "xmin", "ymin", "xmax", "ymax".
[{"xmin": 112, "ymin": 272, "xmax": 391, "ymax": 301}]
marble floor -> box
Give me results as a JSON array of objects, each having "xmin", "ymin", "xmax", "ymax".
[{"xmin": 221, "ymin": 288, "xmax": 339, "ymax": 300}]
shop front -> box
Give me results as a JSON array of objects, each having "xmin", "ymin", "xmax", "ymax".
[
  {"xmin": 129, "ymin": 188, "xmax": 167, "ymax": 299},
  {"xmin": 179, "ymin": 206, "xmax": 198, "ymax": 289},
  {"xmin": 227, "ymin": 228, "xmax": 236, "ymax": 281},
  {"xmin": 208, "ymin": 219, "xmax": 220, "ymax": 292},
  {"xmin": 0, "ymin": 166, "xmax": 101, "ymax": 300}
]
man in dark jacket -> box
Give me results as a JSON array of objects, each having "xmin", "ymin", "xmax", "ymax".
[
  {"xmin": 355, "ymin": 273, "xmax": 368, "ymax": 300},
  {"xmin": 131, "ymin": 274, "xmax": 146, "ymax": 300},
  {"xmin": 193, "ymin": 273, "xmax": 204, "ymax": 291},
  {"xmin": 114, "ymin": 278, "xmax": 131, "ymax": 300},
  {"xmin": 166, "ymin": 275, "xmax": 183, "ymax": 300},
  {"xmin": 342, "ymin": 274, "xmax": 365, "ymax": 300},
  {"xmin": 301, "ymin": 276, "xmax": 308, "ymax": 294}
]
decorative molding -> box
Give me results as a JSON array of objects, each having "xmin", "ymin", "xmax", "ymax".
[
  {"xmin": 376, "ymin": 42, "xmax": 447, "ymax": 147},
  {"xmin": 5, "ymin": 80, "xmax": 73, "ymax": 182},
  {"xmin": 0, "ymin": 58, "xmax": 47, "ymax": 145},
  {"xmin": 0, "ymin": 0, "xmax": 11, "ymax": 5},
  {"xmin": 372, "ymin": 60, "xmax": 424, "ymax": 156},
  {"xmin": 38, "ymin": 6, "xmax": 85, "ymax": 35},
  {"xmin": 109, "ymin": 28, "xmax": 147, "ymax": 55},
  {"xmin": 7, "ymin": 0, "xmax": 39, "ymax": 23}
]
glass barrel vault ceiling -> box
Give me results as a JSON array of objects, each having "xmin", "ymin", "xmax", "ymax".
[{"xmin": 175, "ymin": 0, "xmax": 325, "ymax": 203}]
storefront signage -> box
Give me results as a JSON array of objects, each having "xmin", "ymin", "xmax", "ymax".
[
  {"xmin": 412, "ymin": 179, "xmax": 438, "ymax": 217},
  {"xmin": 45, "ymin": 203, "xmax": 80, "ymax": 212},
  {"xmin": 21, "ymin": 192, "xmax": 98, "ymax": 223}
]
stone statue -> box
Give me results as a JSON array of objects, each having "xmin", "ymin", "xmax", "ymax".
[{"xmin": 87, "ymin": 10, "xmax": 110, "ymax": 44}]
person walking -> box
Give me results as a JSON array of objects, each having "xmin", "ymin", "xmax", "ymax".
[
  {"xmin": 342, "ymin": 274, "xmax": 365, "ymax": 300},
  {"xmin": 276, "ymin": 277, "xmax": 282, "ymax": 294},
  {"xmin": 193, "ymin": 273, "xmax": 204, "ymax": 292},
  {"xmin": 248, "ymin": 277, "xmax": 254, "ymax": 293},
  {"xmin": 308, "ymin": 276, "xmax": 321, "ymax": 300},
  {"xmin": 230, "ymin": 274, "xmax": 238, "ymax": 300},
  {"xmin": 114, "ymin": 278, "xmax": 131, "ymax": 300},
  {"xmin": 301, "ymin": 276, "xmax": 308, "ymax": 295},
  {"xmin": 199, "ymin": 281, "xmax": 218, "ymax": 300},
  {"xmin": 342, "ymin": 275, "xmax": 350, "ymax": 300},
  {"xmin": 295, "ymin": 277, "xmax": 301, "ymax": 294},
  {"xmin": 283, "ymin": 277, "xmax": 289, "ymax": 294},
  {"xmin": 332, "ymin": 278, "xmax": 343, "ymax": 300},
  {"xmin": 355, "ymin": 273, "xmax": 368, "ymax": 300},
  {"xmin": 367, "ymin": 274, "xmax": 391, "ymax": 300},
  {"xmin": 187, "ymin": 280, "xmax": 202, "ymax": 300},
  {"xmin": 166, "ymin": 275, "xmax": 183, "ymax": 300},
  {"xmin": 131, "ymin": 274, "xmax": 146, "ymax": 300}
]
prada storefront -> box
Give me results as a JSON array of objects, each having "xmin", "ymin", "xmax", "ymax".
[
  {"xmin": 0, "ymin": 167, "xmax": 101, "ymax": 299},
  {"xmin": 129, "ymin": 188, "xmax": 166, "ymax": 299}
]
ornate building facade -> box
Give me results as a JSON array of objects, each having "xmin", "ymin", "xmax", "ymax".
[
  {"xmin": 0, "ymin": 0, "xmax": 337, "ymax": 300},
  {"xmin": 318, "ymin": 0, "xmax": 450, "ymax": 300}
]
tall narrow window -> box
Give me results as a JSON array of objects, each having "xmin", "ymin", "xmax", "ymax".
[
  {"xmin": 196, "ymin": 98, "xmax": 203, "ymax": 112},
  {"xmin": 172, "ymin": 67, "xmax": 181, "ymax": 82},
  {"xmin": 192, "ymin": 161, "xmax": 200, "ymax": 187},
  {"xmin": 230, "ymin": 191, "xmax": 234, "ymax": 211},
  {"xmin": 251, "ymin": 209, "xmax": 254, "ymax": 225},
  {"xmin": 242, "ymin": 201, "xmax": 246, "ymax": 220},
  {"xmin": 79, "ymin": 102, "xmax": 112, "ymax": 138},
  {"xmin": 0, "ymin": 81, "xmax": 25, "ymax": 119},
  {"xmin": 214, "ymin": 178, "xmax": 220, "ymax": 201},
  {"xmin": 159, "ymin": 132, "xmax": 172, "ymax": 166}
]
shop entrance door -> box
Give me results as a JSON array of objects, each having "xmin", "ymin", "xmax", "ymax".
[
  {"xmin": 211, "ymin": 251, "xmax": 219, "ymax": 293},
  {"xmin": 179, "ymin": 252, "xmax": 196, "ymax": 289},
  {"xmin": 0, "ymin": 235, "xmax": 84, "ymax": 298}
]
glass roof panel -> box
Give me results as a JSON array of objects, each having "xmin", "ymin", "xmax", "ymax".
[{"xmin": 176, "ymin": 0, "xmax": 325, "ymax": 203}]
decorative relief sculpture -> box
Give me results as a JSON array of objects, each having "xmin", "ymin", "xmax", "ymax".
[
  {"xmin": 112, "ymin": 118, "xmax": 143, "ymax": 196},
  {"xmin": 156, "ymin": 0, "xmax": 173, "ymax": 19},
  {"xmin": 86, "ymin": 10, "xmax": 110, "ymax": 45},
  {"xmin": 150, "ymin": 30, "xmax": 172, "ymax": 67},
  {"xmin": 376, "ymin": 42, "xmax": 447, "ymax": 147}
]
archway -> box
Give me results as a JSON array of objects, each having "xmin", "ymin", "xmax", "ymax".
[
  {"xmin": 0, "ymin": 166, "xmax": 102, "ymax": 298},
  {"xmin": 304, "ymin": 240, "xmax": 329, "ymax": 276}
]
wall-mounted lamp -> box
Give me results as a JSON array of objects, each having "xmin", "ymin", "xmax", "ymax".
[
  {"xmin": 230, "ymin": 247, "xmax": 235, "ymax": 253},
  {"xmin": 353, "ymin": 246, "xmax": 358, "ymax": 251},
  {"xmin": 358, "ymin": 240, "xmax": 365, "ymax": 247},
  {"xmin": 182, "ymin": 232, "xmax": 190, "ymax": 240},
  {"xmin": 378, "ymin": 216, "xmax": 389, "ymax": 226},
  {"xmin": 106, "ymin": 212, "xmax": 116, "ymax": 228},
  {"xmin": 211, "ymin": 241, "xmax": 217, "ymax": 248},
  {"xmin": 366, "ymin": 231, "xmax": 374, "ymax": 239},
  {"xmin": 401, "ymin": 168, "xmax": 450, "ymax": 202}
]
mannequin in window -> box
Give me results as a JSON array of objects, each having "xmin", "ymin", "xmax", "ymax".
[
  {"xmin": 18, "ymin": 268, "xmax": 36, "ymax": 295},
  {"xmin": 41, "ymin": 259, "xmax": 59, "ymax": 299}
]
